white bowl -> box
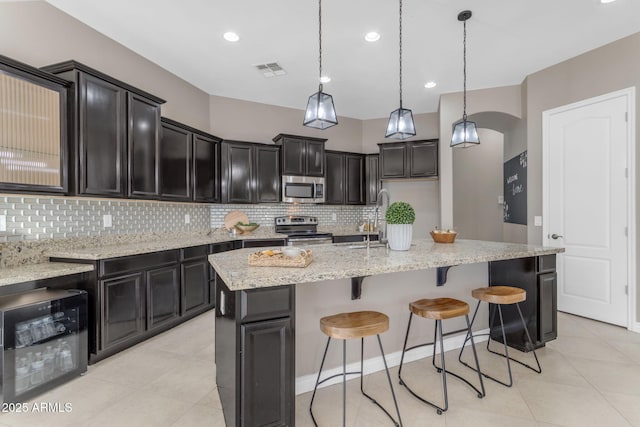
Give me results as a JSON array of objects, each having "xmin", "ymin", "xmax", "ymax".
[{"xmin": 281, "ymin": 246, "xmax": 302, "ymax": 257}]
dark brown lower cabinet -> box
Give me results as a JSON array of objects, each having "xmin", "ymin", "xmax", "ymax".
[
  {"xmin": 181, "ymin": 260, "xmax": 209, "ymax": 316},
  {"xmin": 216, "ymin": 280, "xmax": 295, "ymax": 427},
  {"xmin": 147, "ymin": 265, "xmax": 180, "ymax": 330},
  {"xmin": 54, "ymin": 248, "xmax": 212, "ymax": 364},
  {"xmin": 488, "ymin": 255, "xmax": 558, "ymax": 351},
  {"xmin": 101, "ymin": 272, "xmax": 144, "ymax": 350}
]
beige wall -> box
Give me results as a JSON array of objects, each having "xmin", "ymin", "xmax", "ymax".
[
  {"xmin": 524, "ymin": 32, "xmax": 640, "ymax": 323},
  {"xmin": 438, "ymin": 85, "xmax": 522, "ymax": 230},
  {"xmin": 0, "ymin": 1, "xmax": 211, "ymax": 130},
  {"xmin": 453, "ymin": 128, "xmax": 503, "ymax": 241},
  {"xmin": 209, "ymin": 95, "xmax": 363, "ymax": 151}
]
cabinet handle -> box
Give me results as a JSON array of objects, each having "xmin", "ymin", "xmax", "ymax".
[
  {"xmin": 219, "ymin": 291, "xmax": 226, "ymax": 316},
  {"xmin": 550, "ymin": 234, "xmax": 563, "ymax": 240}
]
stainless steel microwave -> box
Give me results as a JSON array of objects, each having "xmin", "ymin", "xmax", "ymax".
[{"xmin": 281, "ymin": 175, "xmax": 325, "ymax": 203}]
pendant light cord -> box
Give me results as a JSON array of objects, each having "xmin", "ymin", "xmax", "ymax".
[
  {"xmin": 399, "ymin": 0, "xmax": 403, "ymax": 108},
  {"xmin": 318, "ymin": 0, "xmax": 323, "ymax": 90},
  {"xmin": 462, "ymin": 17, "xmax": 467, "ymax": 121}
]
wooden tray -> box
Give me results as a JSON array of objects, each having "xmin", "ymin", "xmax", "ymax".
[{"xmin": 248, "ymin": 249, "xmax": 313, "ymax": 268}]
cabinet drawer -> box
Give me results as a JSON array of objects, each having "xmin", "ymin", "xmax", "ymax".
[
  {"xmin": 211, "ymin": 241, "xmax": 238, "ymax": 253},
  {"xmin": 239, "ymin": 285, "xmax": 294, "ymax": 323},
  {"xmin": 100, "ymin": 250, "xmax": 178, "ymax": 277},
  {"xmin": 181, "ymin": 245, "xmax": 209, "ymax": 261},
  {"xmin": 242, "ymin": 239, "xmax": 287, "ymax": 249},
  {"xmin": 537, "ymin": 255, "xmax": 556, "ymax": 273}
]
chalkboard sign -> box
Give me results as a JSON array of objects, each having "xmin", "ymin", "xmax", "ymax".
[{"xmin": 503, "ymin": 151, "xmax": 527, "ymax": 225}]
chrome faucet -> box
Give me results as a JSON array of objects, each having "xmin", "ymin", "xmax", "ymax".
[{"xmin": 373, "ymin": 188, "xmax": 390, "ymax": 243}]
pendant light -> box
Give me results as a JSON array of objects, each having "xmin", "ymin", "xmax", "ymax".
[
  {"xmin": 450, "ymin": 10, "xmax": 480, "ymax": 148},
  {"xmin": 385, "ymin": 0, "xmax": 416, "ymax": 139},
  {"xmin": 303, "ymin": 0, "xmax": 338, "ymax": 130}
]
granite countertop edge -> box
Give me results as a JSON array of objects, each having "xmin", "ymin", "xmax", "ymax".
[
  {"xmin": 0, "ymin": 262, "xmax": 95, "ymax": 287},
  {"xmin": 209, "ymin": 239, "xmax": 565, "ymax": 291},
  {"xmin": 43, "ymin": 227, "xmax": 378, "ymax": 260}
]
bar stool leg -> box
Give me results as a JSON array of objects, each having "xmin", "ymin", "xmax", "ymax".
[
  {"xmin": 342, "ymin": 339, "xmax": 347, "ymax": 427},
  {"xmin": 310, "ymin": 337, "xmax": 332, "ymax": 427},
  {"xmin": 397, "ymin": 313, "xmax": 413, "ymax": 381},
  {"xmin": 437, "ymin": 320, "xmax": 448, "ymax": 414},
  {"xmin": 464, "ymin": 314, "xmax": 486, "ymax": 397},
  {"xmin": 516, "ymin": 303, "xmax": 542, "ymax": 373},
  {"xmin": 357, "ymin": 335, "xmax": 403, "ymax": 426}
]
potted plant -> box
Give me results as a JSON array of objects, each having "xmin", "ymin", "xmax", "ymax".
[{"xmin": 385, "ymin": 201, "xmax": 415, "ymax": 250}]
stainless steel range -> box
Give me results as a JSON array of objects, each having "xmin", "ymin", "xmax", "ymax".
[{"xmin": 274, "ymin": 216, "xmax": 333, "ymax": 246}]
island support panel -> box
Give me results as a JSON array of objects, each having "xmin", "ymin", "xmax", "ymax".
[
  {"xmin": 216, "ymin": 278, "xmax": 295, "ymax": 427},
  {"xmin": 488, "ymin": 255, "xmax": 558, "ymax": 352}
]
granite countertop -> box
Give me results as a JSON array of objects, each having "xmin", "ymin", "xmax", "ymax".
[
  {"xmin": 0, "ymin": 262, "xmax": 95, "ymax": 287},
  {"xmin": 208, "ymin": 238, "xmax": 565, "ymax": 291},
  {"xmin": 44, "ymin": 227, "xmax": 373, "ymax": 260}
]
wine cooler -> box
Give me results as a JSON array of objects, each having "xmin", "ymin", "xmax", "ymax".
[{"xmin": 0, "ymin": 288, "xmax": 88, "ymax": 403}]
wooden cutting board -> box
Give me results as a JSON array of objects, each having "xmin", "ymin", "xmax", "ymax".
[{"xmin": 224, "ymin": 210, "xmax": 250, "ymax": 230}]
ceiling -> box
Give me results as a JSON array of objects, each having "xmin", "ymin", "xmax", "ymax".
[{"xmin": 44, "ymin": 0, "xmax": 640, "ymax": 120}]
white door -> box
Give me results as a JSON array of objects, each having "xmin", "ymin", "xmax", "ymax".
[{"xmin": 544, "ymin": 90, "xmax": 632, "ymax": 326}]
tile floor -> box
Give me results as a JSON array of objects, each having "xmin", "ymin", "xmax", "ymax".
[{"xmin": 1, "ymin": 310, "xmax": 640, "ymax": 427}]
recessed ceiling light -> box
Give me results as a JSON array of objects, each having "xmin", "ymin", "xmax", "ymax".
[
  {"xmin": 600, "ymin": 0, "xmax": 616, "ymax": 3},
  {"xmin": 364, "ymin": 32, "xmax": 381, "ymax": 42},
  {"xmin": 223, "ymin": 32, "xmax": 240, "ymax": 42},
  {"xmin": 424, "ymin": 81, "xmax": 437, "ymax": 89},
  {"xmin": 319, "ymin": 76, "xmax": 331, "ymax": 83}
]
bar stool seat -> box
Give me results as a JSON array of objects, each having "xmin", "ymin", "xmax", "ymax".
[
  {"xmin": 320, "ymin": 311, "xmax": 389, "ymax": 339},
  {"xmin": 399, "ymin": 298, "xmax": 484, "ymax": 415},
  {"xmin": 471, "ymin": 286, "xmax": 526, "ymax": 304},
  {"xmin": 410, "ymin": 298, "xmax": 470, "ymax": 320},
  {"xmin": 459, "ymin": 285, "xmax": 542, "ymax": 388},
  {"xmin": 310, "ymin": 311, "xmax": 402, "ymax": 427}
]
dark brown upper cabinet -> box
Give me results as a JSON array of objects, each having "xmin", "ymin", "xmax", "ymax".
[
  {"xmin": 221, "ymin": 141, "xmax": 280, "ymax": 204},
  {"xmin": 325, "ymin": 151, "xmax": 364, "ymax": 205},
  {"xmin": 378, "ymin": 139, "xmax": 438, "ymax": 179},
  {"xmin": 272, "ymin": 134, "xmax": 326, "ymax": 177},
  {"xmin": 160, "ymin": 117, "xmax": 221, "ymax": 203},
  {"xmin": 42, "ymin": 60, "xmax": 165, "ymax": 198},
  {"xmin": 365, "ymin": 154, "xmax": 381, "ymax": 205},
  {"xmin": 0, "ymin": 55, "xmax": 71, "ymax": 195}
]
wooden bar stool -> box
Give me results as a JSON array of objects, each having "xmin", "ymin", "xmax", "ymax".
[
  {"xmin": 458, "ymin": 286, "xmax": 542, "ymax": 387},
  {"xmin": 398, "ymin": 298, "xmax": 485, "ymax": 415},
  {"xmin": 309, "ymin": 311, "xmax": 402, "ymax": 427}
]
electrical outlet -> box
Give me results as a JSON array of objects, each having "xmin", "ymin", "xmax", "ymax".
[
  {"xmin": 534, "ymin": 216, "xmax": 543, "ymax": 226},
  {"xmin": 498, "ymin": 195, "xmax": 504, "ymax": 205},
  {"xmin": 332, "ymin": 213, "xmax": 337, "ymax": 221},
  {"xmin": 0, "ymin": 215, "xmax": 6, "ymax": 232},
  {"xmin": 103, "ymin": 214, "xmax": 112, "ymax": 228},
  {"xmin": 185, "ymin": 214, "xmax": 190, "ymax": 224}
]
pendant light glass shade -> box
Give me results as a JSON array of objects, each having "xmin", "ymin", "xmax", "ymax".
[
  {"xmin": 304, "ymin": 84, "xmax": 338, "ymax": 129},
  {"xmin": 385, "ymin": 107, "xmax": 416, "ymax": 139},
  {"xmin": 303, "ymin": 0, "xmax": 338, "ymax": 130},
  {"xmin": 386, "ymin": 0, "xmax": 416, "ymax": 140},
  {"xmin": 450, "ymin": 10, "xmax": 480, "ymax": 148},
  {"xmin": 451, "ymin": 118, "xmax": 480, "ymax": 147}
]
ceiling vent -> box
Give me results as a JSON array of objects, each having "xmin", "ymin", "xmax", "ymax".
[{"xmin": 255, "ymin": 62, "xmax": 287, "ymax": 78}]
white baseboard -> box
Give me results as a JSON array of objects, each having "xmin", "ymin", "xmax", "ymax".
[
  {"xmin": 295, "ymin": 328, "xmax": 489, "ymax": 395},
  {"xmin": 630, "ymin": 321, "xmax": 640, "ymax": 333}
]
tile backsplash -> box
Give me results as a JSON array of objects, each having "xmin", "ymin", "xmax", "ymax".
[
  {"xmin": 0, "ymin": 195, "xmax": 375, "ymax": 242},
  {"xmin": 0, "ymin": 195, "xmax": 210, "ymax": 242},
  {"xmin": 209, "ymin": 204, "xmax": 375, "ymax": 228}
]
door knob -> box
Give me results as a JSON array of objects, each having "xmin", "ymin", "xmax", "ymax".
[{"xmin": 550, "ymin": 233, "xmax": 563, "ymax": 240}]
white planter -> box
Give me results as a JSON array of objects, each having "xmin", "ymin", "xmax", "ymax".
[{"xmin": 387, "ymin": 224, "xmax": 413, "ymax": 251}]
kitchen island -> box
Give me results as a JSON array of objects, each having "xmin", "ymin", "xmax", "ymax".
[{"xmin": 209, "ymin": 239, "xmax": 564, "ymax": 427}]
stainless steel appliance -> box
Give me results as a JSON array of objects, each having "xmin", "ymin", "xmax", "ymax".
[
  {"xmin": 281, "ymin": 175, "xmax": 325, "ymax": 204},
  {"xmin": 0, "ymin": 288, "xmax": 88, "ymax": 404},
  {"xmin": 275, "ymin": 216, "xmax": 333, "ymax": 245}
]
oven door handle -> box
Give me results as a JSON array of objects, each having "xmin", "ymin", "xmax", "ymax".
[{"xmin": 287, "ymin": 237, "xmax": 333, "ymax": 245}]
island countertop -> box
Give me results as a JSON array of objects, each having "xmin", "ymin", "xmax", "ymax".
[{"xmin": 208, "ymin": 238, "xmax": 565, "ymax": 291}]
